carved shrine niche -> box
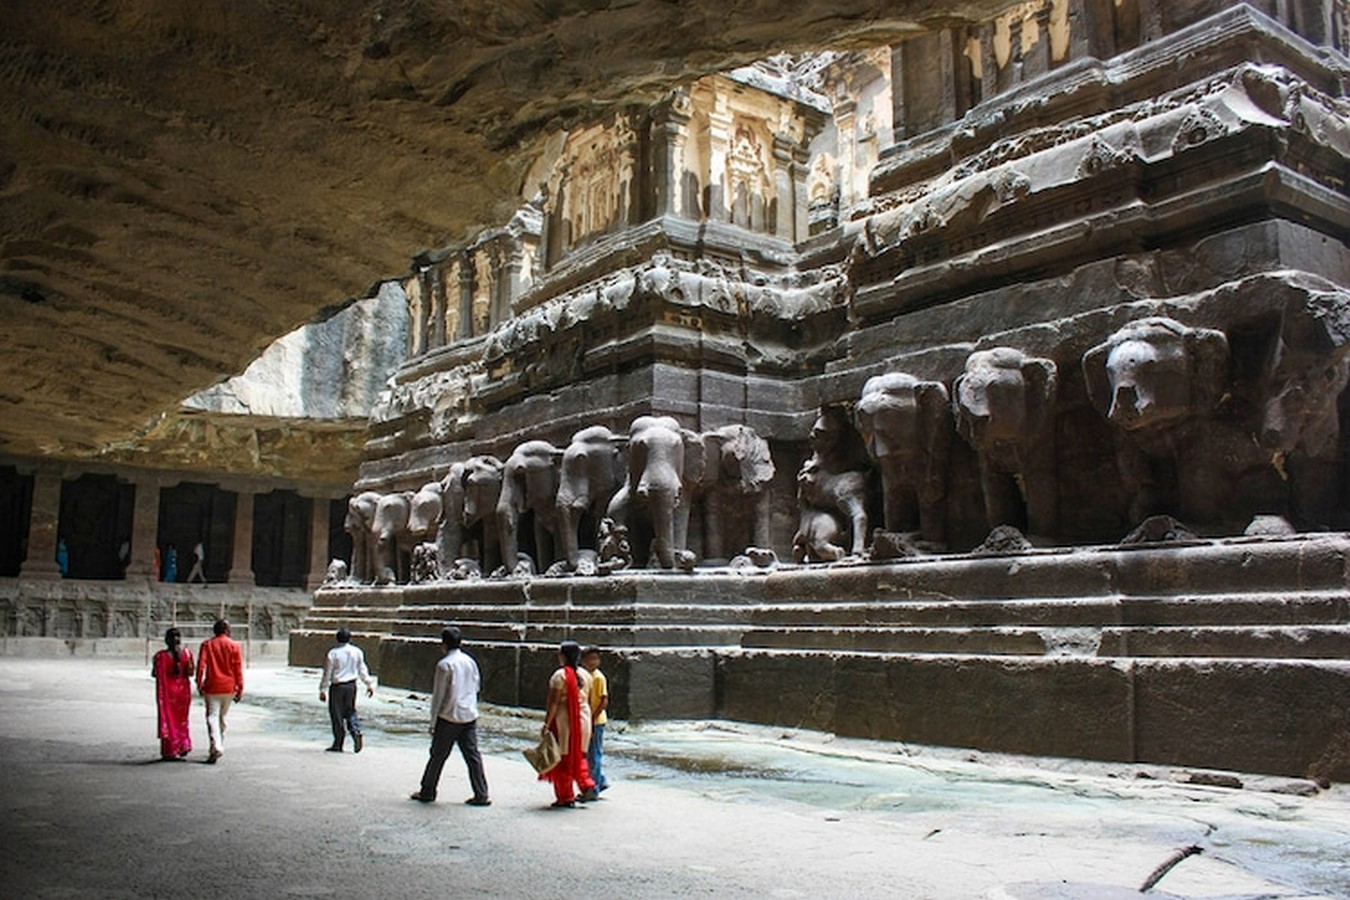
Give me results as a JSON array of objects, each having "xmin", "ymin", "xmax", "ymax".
[
  {"xmin": 547, "ymin": 116, "xmax": 639, "ymax": 257},
  {"xmin": 727, "ymin": 120, "xmax": 773, "ymax": 232}
]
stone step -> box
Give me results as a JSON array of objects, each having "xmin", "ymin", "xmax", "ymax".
[
  {"xmin": 1099, "ymin": 625, "xmax": 1350, "ymax": 659},
  {"xmin": 749, "ymin": 593, "xmax": 1350, "ymax": 629},
  {"xmin": 741, "ymin": 626, "xmax": 1048, "ymax": 655}
]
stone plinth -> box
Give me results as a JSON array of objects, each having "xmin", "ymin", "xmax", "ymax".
[{"xmin": 290, "ymin": 533, "xmax": 1350, "ymax": 780}]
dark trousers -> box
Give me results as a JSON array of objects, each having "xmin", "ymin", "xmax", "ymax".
[
  {"xmin": 328, "ymin": 681, "xmax": 360, "ymax": 746},
  {"xmin": 420, "ymin": 717, "xmax": 490, "ymax": 801}
]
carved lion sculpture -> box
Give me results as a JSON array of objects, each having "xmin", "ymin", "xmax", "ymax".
[{"xmin": 792, "ymin": 406, "xmax": 872, "ymax": 562}]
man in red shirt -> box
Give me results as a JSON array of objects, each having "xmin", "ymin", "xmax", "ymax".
[{"xmin": 196, "ymin": 619, "xmax": 244, "ymax": 763}]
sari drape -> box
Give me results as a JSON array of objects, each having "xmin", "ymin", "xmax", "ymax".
[
  {"xmin": 543, "ymin": 665, "xmax": 595, "ymax": 802},
  {"xmin": 152, "ymin": 648, "xmax": 194, "ymax": 758}
]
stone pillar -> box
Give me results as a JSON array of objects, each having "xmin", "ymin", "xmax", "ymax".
[
  {"xmin": 772, "ymin": 134, "xmax": 795, "ymax": 241},
  {"xmin": 707, "ymin": 101, "xmax": 733, "ymax": 223},
  {"xmin": 126, "ymin": 476, "xmax": 162, "ymax": 581},
  {"xmin": 833, "ymin": 98, "xmax": 857, "ymax": 210},
  {"xmin": 791, "ymin": 144, "xmax": 811, "ymax": 245},
  {"xmin": 305, "ymin": 498, "xmax": 331, "ymax": 592},
  {"xmin": 20, "ymin": 469, "xmax": 62, "ymax": 580},
  {"xmin": 458, "ymin": 254, "xmax": 476, "ymax": 340},
  {"xmin": 428, "ymin": 265, "xmax": 446, "ymax": 351},
  {"xmin": 651, "ymin": 101, "xmax": 692, "ymax": 219},
  {"xmin": 229, "ymin": 491, "xmax": 256, "ymax": 586}
]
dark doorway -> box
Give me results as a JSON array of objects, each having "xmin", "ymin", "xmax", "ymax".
[
  {"xmin": 253, "ymin": 490, "xmax": 312, "ymax": 587},
  {"xmin": 0, "ymin": 467, "xmax": 34, "ymax": 577},
  {"xmin": 58, "ymin": 473, "xmax": 135, "ymax": 580},
  {"xmin": 157, "ymin": 483, "xmax": 235, "ymax": 583}
]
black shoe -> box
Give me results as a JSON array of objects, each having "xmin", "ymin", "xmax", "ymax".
[
  {"xmin": 550, "ymin": 800, "xmax": 575, "ymax": 808},
  {"xmin": 465, "ymin": 797, "xmax": 491, "ymax": 806},
  {"xmin": 353, "ymin": 734, "xmax": 363, "ymax": 753},
  {"xmin": 410, "ymin": 792, "xmax": 435, "ymax": 803},
  {"xmin": 326, "ymin": 745, "xmax": 343, "ymax": 753},
  {"xmin": 579, "ymin": 788, "xmax": 599, "ymax": 802}
]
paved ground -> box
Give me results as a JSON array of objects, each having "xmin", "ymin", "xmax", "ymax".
[{"xmin": 1, "ymin": 655, "xmax": 1347, "ymax": 899}]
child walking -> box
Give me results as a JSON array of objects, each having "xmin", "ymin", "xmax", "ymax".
[{"xmin": 582, "ymin": 646, "xmax": 610, "ymax": 793}]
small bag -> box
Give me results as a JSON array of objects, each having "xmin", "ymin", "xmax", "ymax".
[{"xmin": 523, "ymin": 729, "xmax": 561, "ymax": 775}]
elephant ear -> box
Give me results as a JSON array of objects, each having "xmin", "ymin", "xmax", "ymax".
[
  {"xmin": 1021, "ymin": 356, "xmax": 1059, "ymax": 434},
  {"xmin": 681, "ymin": 428, "xmax": 707, "ymax": 489},
  {"xmin": 716, "ymin": 424, "xmax": 775, "ymax": 492},
  {"xmin": 952, "ymin": 372, "xmax": 977, "ymax": 448},
  {"xmin": 918, "ymin": 381, "xmax": 953, "ymax": 490},
  {"xmin": 1082, "ymin": 339, "xmax": 1113, "ymax": 415},
  {"xmin": 1186, "ymin": 326, "xmax": 1230, "ymax": 412}
]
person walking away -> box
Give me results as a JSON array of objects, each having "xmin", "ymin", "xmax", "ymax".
[
  {"xmin": 542, "ymin": 640, "xmax": 597, "ymax": 808},
  {"xmin": 151, "ymin": 627, "xmax": 195, "ymax": 760},
  {"xmin": 410, "ymin": 626, "xmax": 491, "ymax": 806},
  {"xmin": 196, "ymin": 619, "xmax": 244, "ymax": 763},
  {"xmin": 582, "ymin": 646, "xmax": 610, "ymax": 793},
  {"xmin": 186, "ymin": 541, "xmax": 207, "ymax": 585},
  {"xmin": 319, "ymin": 627, "xmax": 375, "ymax": 752},
  {"xmin": 163, "ymin": 544, "xmax": 177, "ymax": 583}
]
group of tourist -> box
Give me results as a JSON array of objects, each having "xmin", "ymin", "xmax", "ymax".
[
  {"xmin": 149, "ymin": 621, "xmax": 613, "ymax": 809},
  {"xmin": 150, "ymin": 619, "xmax": 244, "ymax": 764}
]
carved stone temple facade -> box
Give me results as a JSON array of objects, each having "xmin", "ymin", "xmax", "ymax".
[
  {"xmin": 5, "ymin": 0, "xmax": 1347, "ymax": 778},
  {"xmin": 290, "ymin": 3, "xmax": 1350, "ymax": 779}
]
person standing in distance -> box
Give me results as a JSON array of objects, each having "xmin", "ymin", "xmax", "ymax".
[
  {"xmin": 410, "ymin": 626, "xmax": 491, "ymax": 806},
  {"xmin": 319, "ymin": 627, "xmax": 375, "ymax": 753},
  {"xmin": 196, "ymin": 619, "xmax": 244, "ymax": 764}
]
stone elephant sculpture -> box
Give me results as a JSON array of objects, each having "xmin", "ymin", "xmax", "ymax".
[
  {"xmin": 407, "ymin": 481, "xmax": 443, "ymax": 546},
  {"xmin": 792, "ymin": 406, "xmax": 872, "ymax": 562},
  {"xmin": 557, "ymin": 426, "xmax": 628, "ymax": 569},
  {"xmin": 954, "ymin": 348, "xmax": 1059, "ymax": 539},
  {"xmin": 497, "ymin": 440, "xmax": 564, "ymax": 576},
  {"xmin": 456, "ymin": 454, "xmax": 505, "ymax": 574},
  {"xmin": 1083, "ymin": 316, "xmax": 1229, "ymax": 525},
  {"xmin": 435, "ymin": 461, "xmax": 467, "ymax": 578},
  {"xmin": 343, "ymin": 490, "xmax": 381, "ymax": 583},
  {"xmin": 607, "ymin": 415, "xmax": 705, "ymax": 569},
  {"xmin": 1245, "ymin": 305, "xmax": 1350, "ymax": 529},
  {"xmin": 855, "ymin": 372, "xmax": 952, "ymax": 546},
  {"xmin": 372, "ymin": 490, "xmax": 415, "ymax": 584},
  {"xmin": 693, "ymin": 424, "xmax": 775, "ymax": 561}
]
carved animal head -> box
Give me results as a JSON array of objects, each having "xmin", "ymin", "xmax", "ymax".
[
  {"xmin": 855, "ymin": 373, "xmax": 951, "ymax": 460},
  {"xmin": 707, "ymin": 424, "xmax": 775, "ymax": 494},
  {"xmin": 460, "ymin": 455, "xmax": 505, "ymax": 525},
  {"xmin": 408, "ymin": 481, "xmax": 444, "ymax": 540},
  {"xmin": 954, "ymin": 347, "xmax": 1058, "ymax": 446},
  {"xmin": 1083, "ymin": 317, "xmax": 1228, "ymax": 432}
]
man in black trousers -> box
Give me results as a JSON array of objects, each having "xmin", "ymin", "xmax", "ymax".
[
  {"xmin": 319, "ymin": 628, "xmax": 375, "ymax": 752},
  {"xmin": 410, "ymin": 626, "xmax": 491, "ymax": 806}
]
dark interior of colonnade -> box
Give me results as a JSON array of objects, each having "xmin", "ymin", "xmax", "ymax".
[
  {"xmin": 251, "ymin": 490, "xmax": 311, "ymax": 588},
  {"xmin": 0, "ymin": 467, "xmax": 33, "ymax": 578},
  {"xmin": 58, "ymin": 474, "xmax": 134, "ymax": 580}
]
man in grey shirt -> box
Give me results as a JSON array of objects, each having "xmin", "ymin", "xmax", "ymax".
[{"xmin": 410, "ymin": 626, "xmax": 491, "ymax": 805}]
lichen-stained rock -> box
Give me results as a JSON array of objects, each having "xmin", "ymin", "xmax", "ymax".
[{"xmin": 0, "ymin": 0, "xmax": 978, "ymax": 460}]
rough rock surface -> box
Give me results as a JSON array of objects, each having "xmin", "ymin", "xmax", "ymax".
[{"xmin": 0, "ymin": 0, "xmax": 998, "ymax": 459}]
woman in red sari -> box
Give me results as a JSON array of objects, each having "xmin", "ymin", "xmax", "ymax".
[
  {"xmin": 151, "ymin": 627, "xmax": 195, "ymax": 760},
  {"xmin": 541, "ymin": 640, "xmax": 597, "ymax": 807}
]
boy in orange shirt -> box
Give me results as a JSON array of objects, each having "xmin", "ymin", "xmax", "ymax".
[{"xmin": 196, "ymin": 619, "xmax": 244, "ymax": 763}]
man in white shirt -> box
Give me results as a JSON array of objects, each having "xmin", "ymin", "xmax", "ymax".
[
  {"xmin": 410, "ymin": 626, "xmax": 491, "ymax": 805},
  {"xmin": 319, "ymin": 627, "xmax": 376, "ymax": 753}
]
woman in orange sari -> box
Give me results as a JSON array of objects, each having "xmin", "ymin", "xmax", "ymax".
[
  {"xmin": 541, "ymin": 640, "xmax": 597, "ymax": 807},
  {"xmin": 151, "ymin": 627, "xmax": 195, "ymax": 760}
]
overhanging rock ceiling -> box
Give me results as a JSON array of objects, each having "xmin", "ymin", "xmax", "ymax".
[{"xmin": 0, "ymin": 0, "xmax": 1004, "ymax": 459}]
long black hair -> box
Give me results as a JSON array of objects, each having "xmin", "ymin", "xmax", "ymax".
[
  {"xmin": 164, "ymin": 627, "xmax": 183, "ymax": 674},
  {"xmin": 559, "ymin": 640, "xmax": 582, "ymax": 671}
]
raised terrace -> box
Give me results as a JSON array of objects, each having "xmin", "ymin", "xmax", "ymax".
[{"xmin": 291, "ymin": 532, "xmax": 1350, "ymax": 780}]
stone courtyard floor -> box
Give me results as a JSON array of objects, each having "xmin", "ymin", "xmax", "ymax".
[{"xmin": 1, "ymin": 655, "xmax": 1347, "ymax": 899}]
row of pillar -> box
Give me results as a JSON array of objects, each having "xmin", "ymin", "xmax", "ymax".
[{"xmin": 18, "ymin": 470, "xmax": 336, "ymax": 592}]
